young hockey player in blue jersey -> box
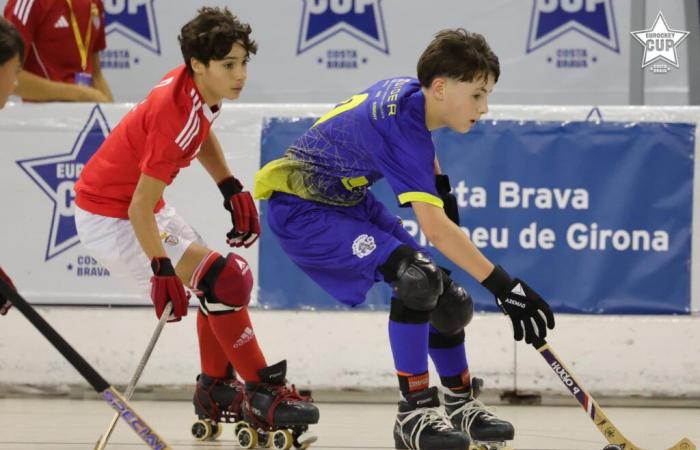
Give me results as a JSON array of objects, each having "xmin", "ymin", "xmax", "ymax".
[{"xmin": 255, "ymin": 29, "xmax": 555, "ymax": 450}]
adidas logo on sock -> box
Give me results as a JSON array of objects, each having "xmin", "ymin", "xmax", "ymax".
[
  {"xmin": 54, "ymin": 15, "xmax": 69, "ymax": 28},
  {"xmin": 233, "ymin": 326, "xmax": 254, "ymax": 349}
]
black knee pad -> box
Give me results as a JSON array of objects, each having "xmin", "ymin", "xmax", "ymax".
[
  {"xmin": 380, "ymin": 245, "xmax": 443, "ymax": 312},
  {"xmin": 430, "ymin": 274, "xmax": 474, "ymax": 336}
]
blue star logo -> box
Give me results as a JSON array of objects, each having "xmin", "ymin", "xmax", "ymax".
[
  {"xmin": 104, "ymin": 0, "xmax": 161, "ymax": 54},
  {"xmin": 17, "ymin": 106, "xmax": 111, "ymax": 261},
  {"xmin": 297, "ymin": 0, "xmax": 389, "ymax": 54},
  {"xmin": 526, "ymin": 0, "xmax": 619, "ymax": 53}
]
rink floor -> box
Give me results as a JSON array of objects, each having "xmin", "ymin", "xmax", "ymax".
[{"xmin": 0, "ymin": 398, "xmax": 698, "ymax": 450}]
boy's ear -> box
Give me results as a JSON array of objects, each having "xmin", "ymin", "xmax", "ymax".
[
  {"xmin": 191, "ymin": 57, "xmax": 205, "ymax": 75},
  {"xmin": 431, "ymin": 77, "xmax": 446, "ymax": 101}
]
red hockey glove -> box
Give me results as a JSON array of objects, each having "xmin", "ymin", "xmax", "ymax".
[
  {"xmin": 0, "ymin": 266, "xmax": 15, "ymax": 315},
  {"xmin": 150, "ymin": 257, "xmax": 189, "ymax": 322},
  {"xmin": 218, "ymin": 177, "xmax": 261, "ymax": 248}
]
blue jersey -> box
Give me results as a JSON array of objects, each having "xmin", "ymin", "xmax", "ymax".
[{"xmin": 255, "ymin": 78, "xmax": 443, "ymax": 209}]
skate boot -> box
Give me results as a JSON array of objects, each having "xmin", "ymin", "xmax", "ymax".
[
  {"xmin": 238, "ymin": 360, "xmax": 319, "ymax": 449},
  {"xmin": 394, "ymin": 386, "xmax": 470, "ymax": 450},
  {"xmin": 443, "ymin": 378, "xmax": 514, "ymax": 450},
  {"xmin": 190, "ymin": 373, "xmax": 245, "ymax": 441}
]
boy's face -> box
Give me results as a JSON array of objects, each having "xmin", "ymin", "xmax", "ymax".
[
  {"xmin": 193, "ymin": 41, "xmax": 248, "ymax": 102},
  {"xmin": 0, "ymin": 53, "xmax": 21, "ymax": 109},
  {"xmin": 439, "ymin": 74, "xmax": 495, "ymax": 133}
]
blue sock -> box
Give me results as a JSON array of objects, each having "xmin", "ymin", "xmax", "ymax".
[
  {"xmin": 389, "ymin": 316, "xmax": 429, "ymax": 394},
  {"xmin": 428, "ymin": 325, "xmax": 470, "ymax": 392}
]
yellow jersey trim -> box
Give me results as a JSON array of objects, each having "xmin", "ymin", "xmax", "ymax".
[{"xmin": 398, "ymin": 192, "xmax": 444, "ymax": 208}]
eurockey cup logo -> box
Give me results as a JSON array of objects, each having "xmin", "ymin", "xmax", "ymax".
[
  {"xmin": 104, "ymin": 0, "xmax": 160, "ymax": 54},
  {"xmin": 526, "ymin": 0, "xmax": 620, "ymax": 53},
  {"xmin": 17, "ymin": 107, "xmax": 110, "ymax": 261},
  {"xmin": 297, "ymin": 0, "xmax": 389, "ymax": 54},
  {"xmin": 631, "ymin": 12, "xmax": 689, "ymax": 74}
]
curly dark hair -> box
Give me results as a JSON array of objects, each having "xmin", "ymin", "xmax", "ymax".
[
  {"xmin": 178, "ymin": 7, "xmax": 257, "ymax": 74},
  {"xmin": 0, "ymin": 18, "xmax": 24, "ymax": 66},
  {"xmin": 417, "ymin": 28, "xmax": 499, "ymax": 87}
]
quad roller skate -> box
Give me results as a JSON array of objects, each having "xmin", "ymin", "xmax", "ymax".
[
  {"xmin": 443, "ymin": 378, "xmax": 514, "ymax": 450},
  {"xmin": 393, "ymin": 386, "xmax": 470, "ymax": 450},
  {"xmin": 235, "ymin": 360, "xmax": 319, "ymax": 449},
  {"xmin": 190, "ymin": 373, "xmax": 246, "ymax": 441}
]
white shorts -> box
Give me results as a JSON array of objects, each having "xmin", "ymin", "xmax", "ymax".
[{"xmin": 75, "ymin": 205, "xmax": 207, "ymax": 295}]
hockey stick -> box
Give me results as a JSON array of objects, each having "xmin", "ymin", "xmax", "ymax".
[
  {"xmin": 0, "ymin": 278, "xmax": 171, "ymax": 450},
  {"xmin": 94, "ymin": 302, "xmax": 172, "ymax": 450},
  {"xmin": 533, "ymin": 339, "xmax": 696, "ymax": 450}
]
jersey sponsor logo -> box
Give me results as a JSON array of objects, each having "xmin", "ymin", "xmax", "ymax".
[
  {"xmin": 351, "ymin": 234, "xmax": 376, "ymax": 258},
  {"xmin": 17, "ymin": 106, "xmax": 111, "ymax": 261},
  {"xmin": 526, "ymin": 0, "xmax": 620, "ymax": 53},
  {"xmin": 54, "ymin": 15, "xmax": 69, "ymax": 29},
  {"xmin": 104, "ymin": 0, "xmax": 160, "ymax": 54},
  {"xmin": 630, "ymin": 11, "xmax": 690, "ymax": 74},
  {"xmin": 297, "ymin": 0, "xmax": 388, "ymax": 70}
]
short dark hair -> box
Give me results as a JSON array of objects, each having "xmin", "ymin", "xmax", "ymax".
[
  {"xmin": 0, "ymin": 18, "xmax": 24, "ymax": 66},
  {"xmin": 178, "ymin": 7, "xmax": 257, "ymax": 74},
  {"xmin": 417, "ymin": 28, "xmax": 499, "ymax": 87}
]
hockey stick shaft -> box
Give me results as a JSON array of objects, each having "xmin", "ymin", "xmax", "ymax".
[
  {"xmin": 95, "ymin": 302, "xmax": 172, "ymax": 450},
  {"xmin": 0, "ymin": 279, "xmax": 171, "ymax": 450},
  {"xmin": 533, "ymin": 339, "xmax": 695, "ymax": 450}
]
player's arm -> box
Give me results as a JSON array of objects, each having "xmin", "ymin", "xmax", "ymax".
[
  {"xmin": 413, "ymin": 201, "xmax": 492, "ymax": 281},
  {"xmin": 14, "ymin": 70, "xmax": 109, "ymax": 102},
  {"xmin": 128, "ymin": 173, "xmax": 168, "ymax": 259},
  {"xmin": 413, "ymin": 201, "xmax": 555, "ymax": 343},
  {"xmin": 198, "ymin": 131, "xmax": 260, "ymax": 248},
  {"xmin": 91, "ymin": 52, "xmax": 113, "ymax": 102},
  {"xmin": 128, "ymin": 173, "xmax": 188, "ymax": 321}
]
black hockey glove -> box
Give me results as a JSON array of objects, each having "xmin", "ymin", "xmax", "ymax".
[
  {"xmin": 481, "ymin": 265, "xmax": 555, "ymax": 344},
  {"xmin": 435, "ymin": 174, "xmax": 460, "ymax": 226}
]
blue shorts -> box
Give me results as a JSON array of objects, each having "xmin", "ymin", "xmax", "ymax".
[{"xmin": 266, "ymin": 192, "xmax": 421, "ymax": 306}]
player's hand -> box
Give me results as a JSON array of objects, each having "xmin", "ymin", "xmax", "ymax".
[
  {"xmin": 218, "ymin": 177, "xmax": 260, "ymax": 248},
  {"xmin": 73, "ymin": 85, "xmax": 110, "ymax": 103},
  {"xmin": 0, "ymin": 267, "xmax": 16, "ymax": 315},
  {"xmin": 150, "ymin": 257, "xmax": 189, "ymax": 322},
  {"xmin": 435, "ymin": 174, "xmax": 460, "ymax": 226},
  {"xmin": 481, "ymin": 265, "xmax": 555, "ymax": 344}
]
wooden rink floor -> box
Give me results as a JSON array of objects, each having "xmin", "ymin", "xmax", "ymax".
[{"xmin": 0, "ymin": 398, "xmax": 698, "ymax": 450}]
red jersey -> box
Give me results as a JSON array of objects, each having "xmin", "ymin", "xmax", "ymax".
[
  {"xmin": 4, "ymin": 0, "xmax": 106, "ymax": 90},
  {"xmin": 75, "ymin": 65, "xmax": 221, "ymax": 218}
]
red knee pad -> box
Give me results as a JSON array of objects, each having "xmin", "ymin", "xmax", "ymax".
[{"xmin": 198, "ymin": 253, "xmax": 253, "ymax": 308}]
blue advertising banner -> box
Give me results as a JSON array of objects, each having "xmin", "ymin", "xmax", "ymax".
[{"xmin": 259, "ymin": 118, "xmax": 695, "ymax": 314}]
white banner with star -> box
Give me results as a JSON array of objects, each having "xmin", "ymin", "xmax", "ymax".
[{"xmin": 1, "ymin": 0, "xmax": 693, "ymax": 105}]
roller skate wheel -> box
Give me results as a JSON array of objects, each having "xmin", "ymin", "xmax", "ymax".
[
  {"xmin": 211, "ymin": 422, "xmax": 223, "ymax": 440},
  {"xmin": 236, "ymin": 425, "xmax": 258, "ymax": 449},
  {"xmin": 271, "ymin": 429, "xmax": 294, "ymax": 450},
  {"xmin": 603, "ymin": 446, "xmax": 624, "ymax": 450},
  {"xmin": 469, "ymin": 443, "xmax": 512, "ymax": 450},
  {"xmin": 191, "ymin": 419, "xmax": 212, "ymax": 441}
]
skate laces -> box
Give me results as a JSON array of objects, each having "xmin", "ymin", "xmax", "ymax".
[
  {"xmin": 248, "ymin": 382, "xmax": 311, "ymax": 430},
  {"xmin": 443, "ymin": 390, "xmax": 497, "ymax": 438},
  {"xmin": 396, "ymin": 406, "xmax": 453, "ymax": 450}
]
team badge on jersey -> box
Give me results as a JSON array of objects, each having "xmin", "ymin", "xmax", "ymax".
[
  {"xmin": 352, "ymin": 234, "xmax": 376, "ymax": 258},
  {"xmin": 17, "ymin": 106, "xmax": 111, "ymax": 261},
  {"xmin": 526, "ymin": 0, "xmax": 620, "ymax": 53},
  {"xmin": 297, "ymin": 0, "xmax": 389, "ymax": 54}
]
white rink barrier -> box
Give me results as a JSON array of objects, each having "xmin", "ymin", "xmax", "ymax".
[{"xmin": 0, "ymin": 103, "xmax": 699, "ymax": 397}]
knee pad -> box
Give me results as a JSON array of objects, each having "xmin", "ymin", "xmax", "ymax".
[
  {"xmin": 197, "ymin": 253, "xmax": 253, "ymax": 314},
  {"xmin": 380, "ymin": 245, "xmax": 443, "ymax": 312},
  {"xmin": 430, "ymin": 275, "xmax": 474, "ymax": 336}
]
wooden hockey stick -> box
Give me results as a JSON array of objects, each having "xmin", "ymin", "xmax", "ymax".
[
  {"xmin": 94, "ymin": 302, "xmax": 172, "ymax": 450},
  {"xmin": 533, "ymin": 339, "xmax": 696, "ymax": 450},
  {"xmin": 0, "ymin": 278, "xmax": 171, "ymax": 450}
]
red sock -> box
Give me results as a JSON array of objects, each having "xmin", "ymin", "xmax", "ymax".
[
  {"xmin": 208, "ymin": 308, "xmax": 267, "ymax": 382},
  {"xmin": 196, "ymin": 309, "xmax": 229, "ymax": 378}
]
